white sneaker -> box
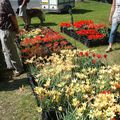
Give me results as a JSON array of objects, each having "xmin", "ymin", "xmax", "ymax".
[
  {"xmin": 13, "ymin": 70, "xmax": 23, "ymax": 77},
  {"xmin": 105, "ymin": 47, "xmax": 113, "ymax": 53}
]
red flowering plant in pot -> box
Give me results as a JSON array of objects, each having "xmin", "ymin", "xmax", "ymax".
[
  {"xmin": 59, "ymin": 22, "xmax": 71, "ymax": 33},
  {"xmin": 59, "ymin": 20, "xmax": 108, "ymax": 47},
  {"xmin": 76, "ymin": 23, "xmax": 108, "ymax": 45}
]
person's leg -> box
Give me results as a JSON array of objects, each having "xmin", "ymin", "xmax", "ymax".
[
  {"xmin": 9, "ymin": 31, "xmax": 23, "ymax": 72},
  {"xmin": 22, "ymin": 6, "xmax": 29, "ymax": 29},
  {"xmin": 106, "ymin": 22, "xmax": 119, "ymax": 52},
  {"xmin": 0, "ymin": 30, "xmax": 23, "ymax": 73},
  {"xmin": 19, "ymin": 6, "xmax": 29, "ymax": 29},
  {"xmin": 0, "ymin": 30, "xmax": 13, "ymax": 69}
]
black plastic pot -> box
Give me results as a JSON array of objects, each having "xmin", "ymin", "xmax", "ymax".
[
  {"xmin": 42, "ymin": 110, "xmax": 63, "ymax": 120},
  {"xmin": 60, "ymin": 27, "xmax": 68, "ymax": 33},
  {"xmin": 42, "ymin": 110, "xmax": 57, "ymax": 120}
]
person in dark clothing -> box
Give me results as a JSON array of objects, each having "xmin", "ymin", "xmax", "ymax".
[{"xmin": 0, "ymin": 0, "xmax": 23, "ymax": 77}]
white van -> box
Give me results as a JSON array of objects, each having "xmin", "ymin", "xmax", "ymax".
[{"xmin": 40, "ymin": 0, "xmax": 75, "ymax": 13}]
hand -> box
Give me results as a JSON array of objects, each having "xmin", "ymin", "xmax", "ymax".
[
  {"xmin": 109, "ymin": 17, "xmax": 112, "ymax": 25},
  {"xmin": 19, "ymin": 5, "xmax": 23, "ymax": 8},
  {"xmin": 15, "ymin": 27, "xmax": 20, "ymax": 34},
  {"xmin": 16, "ymin": 29, "xmax": 20, "ymax": 34}
]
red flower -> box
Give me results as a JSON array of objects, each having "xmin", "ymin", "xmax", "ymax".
[
  {"xmin": 103, "ymin": 54, "xmax": 107, "ymax": 59},
  {"xmin": 97, "ymin": 54, "xmax": 102, "ymax": 59},
  {"xmin": 115, "ymin": 84, "xmax": 120, "ymax": 89},
  {"xmin": 111, "ymin": 117, "xmax": 116, "ymax": 120},
  {"xmin": 21, "ymin": 48, "xmax": 30, "ymax": 53},
  {"xmin": 76, "ymin": 29, "xmax": 98, "ymax": 36},
  {"xmin": 54, "ymin": 42, "xmax": 59, "ymax": 47},
  {"xmin": 85, "ymin": 51, "xmax": 89, "ymax": 56},
  {"xmin": 92, "ymin": 53, "xmax": 96, "ymax": 57},
  {"xmin": 59, "ymin": 22, "xmax": 71, "ymax": 27},
  {"xmin": 60, "ymin": 41, "xmax": 68, "ymax": 45},
  {"xmin": 46, "ymin": 43, "xmax": 52, "ymax": 47},
  {"xmin": 74, "ymin": 20, "xmax": 94, "ymax": 28},
  {"xmin": 21, "ymin": 38, "xmax": 31, "ymax": 46},
  {"xmin": 88, "ymin": 34, "xmax": 105, "ymax": 40},
  {"xmin": 87, "ymin": 23, "xmax": 106, "ymax": 30},
  {"xmin": 79, "ymin": 51, "xmax": 84, "ymax": 56},
  {"xmin": 92, "ymin": 59, "xmax": 96, "ymax": 64},
  {"xmin": 100, "ymin": 91, "xmax": 111, "ymax": 94}
]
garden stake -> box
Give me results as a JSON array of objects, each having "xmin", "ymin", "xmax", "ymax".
[{"xmin": 69, "ymin": 8, "xmax": 76, "ymax": 48}]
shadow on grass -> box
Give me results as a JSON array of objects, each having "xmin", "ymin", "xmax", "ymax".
[
  {"xmin": 46, "ymin": 9, "xmax": 93, "ymax": 15},
  {"xmin": 72, "ymin": 9, "xmax": 93, "ymax": 14},
  {"xmin": 0, "ymin": 43, "xmax": 29, "ymax": 92},
  {"xmin": 31, "ymin": 22, "xmax": 57, "ymax": 27},
  {"xmin": 19, "ymin": 22, "xmax": 57, "ymax": 28},
  {"xmin": 114, "ymin": 47, "xmax": 120, "ymax": 51},
  {"xmin": 0, "ymin": 72, "xmax": 29, "ymax": 91}
]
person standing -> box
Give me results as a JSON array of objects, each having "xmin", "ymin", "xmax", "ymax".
[
  {"xmin": 106, "ymin": 0, "xmax": 120, "ymax": 52},
  {"xmin": 18, "ymin": 0, "xmax": 30, "ymax": 30},
  {"xmin": 0, "ymin": 0, "xmax": 23, "ymax": 76}
]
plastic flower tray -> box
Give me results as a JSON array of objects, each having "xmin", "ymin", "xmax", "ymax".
[{"xmin": 60, "ymin": 27, "xmax": 108, "ymax": 47}]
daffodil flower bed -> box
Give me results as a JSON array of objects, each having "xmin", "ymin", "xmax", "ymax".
[
  {"xmin": 26, "ymin": 49, "xmax": 120, "ymax": 120},
  {"xmin": 60, "ymin": 20, "xmax": 109, "ymax": 47}
]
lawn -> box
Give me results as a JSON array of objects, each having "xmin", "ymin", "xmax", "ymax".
[{"xmin": 0, "ymin": 1, "xmax": 120, "ymax": 120}]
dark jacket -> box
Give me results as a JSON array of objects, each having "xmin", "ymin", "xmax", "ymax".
[
  {"xmin": 18, "ymin": 0, "xmax": 30, "ymax": 6},
  {"xmin": 0, "ymin": 0, "xmax": 16, "ymax": 31}
]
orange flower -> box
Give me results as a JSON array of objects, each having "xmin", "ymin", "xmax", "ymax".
[{"xmin": 115, "ymin": 84, "xmax": 120, "ymax": 89}]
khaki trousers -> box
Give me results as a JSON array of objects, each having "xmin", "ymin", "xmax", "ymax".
[{"xmin": 0, "ymin": 29, "xmax": 23, "ymax": 72}]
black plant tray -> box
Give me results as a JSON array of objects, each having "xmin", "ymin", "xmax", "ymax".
[
  {"xmin": 83, "ymin": 37, "xmax": 108, "ymax": 47},
  {"xmin": 28, "ymin": 74, "xmax": 65, "ymax": 120},
  {"xmin": 42, "ymin": 109, "xmax": 64, "ymax": 120},
  {"xmin": 27, "ymin": 74, "xmax": 40, "ymax": 106},
  {"xmin": 60, "ymin": 27, "xmax": 109, "ymax": 47}
]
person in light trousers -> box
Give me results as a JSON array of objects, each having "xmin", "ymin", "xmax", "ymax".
[
  {"xmin": 0, "ymin": 0, "xmax": 23, "ymax": 77},
  {"xmin": 18, "ymin": 0, "xmax": 30, "ymax": 30},
  {"xmin": 106, "ymin": 0, "xmax": 120, "ymax": 52}
]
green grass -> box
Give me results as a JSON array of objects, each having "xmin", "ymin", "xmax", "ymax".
[
  {"xmin": 0, "ymin": 38, "xmax": 39, "ymax": 119},
  {"xmin": 0, "ymin": 73, "xmax": 40, "ymax": 120},
  {"xmin": 0, "ymin": 1, "xmax": 120, "ymax": 120}
]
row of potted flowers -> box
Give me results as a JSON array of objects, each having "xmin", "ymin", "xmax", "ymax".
[
  {"xmin": 26, "ymin": 48, "xmax": 120, "ymax": 120},
  {"xmin": 18, "ymin": 27, "xmax": 75, "ymax": 61},
  {"xmin": 59, "ymin": 20, "xmax": 108, "ymax": 47}
]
